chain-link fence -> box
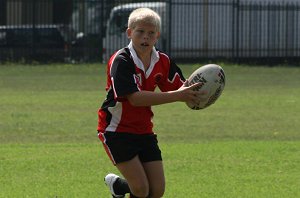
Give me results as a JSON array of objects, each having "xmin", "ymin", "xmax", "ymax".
[{"xmin": 0, "ymin": 0, "xmax": 299, "ymax": 64}]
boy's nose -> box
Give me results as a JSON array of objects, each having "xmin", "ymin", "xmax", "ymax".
[{"xmin": 143, "ymin": 34, "xmax": 149, "ymax": 39}]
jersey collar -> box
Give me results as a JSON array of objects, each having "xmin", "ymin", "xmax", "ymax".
[{"xmin": 128, "ymin": 41, "xmax": 159, "ymax": 78}]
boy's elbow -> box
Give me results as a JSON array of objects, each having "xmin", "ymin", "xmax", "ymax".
[
  {"xmin": 128, "ymin": 98, "xmax": 140, "ymax": 106},
  {"xmin": 126, "ymin": 93, "xmax": 142, "ymax": 106}
]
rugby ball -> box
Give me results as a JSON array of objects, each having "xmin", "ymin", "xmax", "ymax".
[{"xmin": 186, "ymin": 64, "xmax": 225, "ymax": 110}]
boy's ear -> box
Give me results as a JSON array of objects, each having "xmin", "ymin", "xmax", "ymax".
[
  {"xmin": 126, "ymin": 28, "xmax": 131, "ymax": 38},
  {"xmin": 156, "ymin": 31, "xmax": 161, "ymax": 39}
]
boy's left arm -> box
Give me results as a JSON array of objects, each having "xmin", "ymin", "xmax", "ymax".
[{"xmin": 158, "ymin": 60, "xmax": 185, "ymax": 92}]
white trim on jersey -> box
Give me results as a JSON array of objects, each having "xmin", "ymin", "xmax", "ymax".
[
  {"xmin": 159, "ymin": 52, "xmax": 185, "ymax": 84},
  {"xmin": 128, "ymin": 41, "xmax": 160, "ymax": 79},
  {"xmin": 159, "ymin": 52, "xmax": 170, "ymax": 64},
  {"xmin": 146, "ymin": 52, "xmax": 160, "ymax": 78},
  {"xmin": 133, "ymin": 73, "xmax": 142, "ymax": 91},
  {"xmin": 111, "ymin": 77, "xmax": 118, "ymax": 99},
  {"xmin": 168, "ymin": 73, "xmax": 185, "ymax": 84},
  {"xmin": 106, "ymin": 102, "xmax": 122, "ymax": 132}
]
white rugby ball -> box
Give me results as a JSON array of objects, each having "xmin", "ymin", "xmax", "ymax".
[{"xmin": 186, "ymin": 64, "xmax": 225, "ymax": 110}]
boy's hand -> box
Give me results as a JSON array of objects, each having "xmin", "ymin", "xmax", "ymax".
[{"xmin": 177, "ymin": 80, "xmax": 208, "ymax": 104}]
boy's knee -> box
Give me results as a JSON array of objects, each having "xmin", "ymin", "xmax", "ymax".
[
  {"xmin": 130, "ymin": 182, "xmax": 149, "ymax": 198},
  {"xmin": 149, "ymin": 186, "xmax": 165, "ymax": 198},
  {"xmin": 148, "ymin": 181, "xmax": 165, "ymax": 198}
]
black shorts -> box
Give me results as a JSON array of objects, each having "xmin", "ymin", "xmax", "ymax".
[{"xmin": 98, "ymin": 132, "xmax": 162, "ymax": 165}]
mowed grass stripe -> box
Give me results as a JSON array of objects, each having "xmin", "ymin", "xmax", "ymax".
[
  {"xmin": 0, "ymin": 142, "xmax": 299, "ymax": 197},
  {"xmin": 0, "ymin": 64, "xmax": 299, "ymax": 197}
]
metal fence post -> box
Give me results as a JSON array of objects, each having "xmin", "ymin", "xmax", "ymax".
[
  {"xmin": 32, "ymin": 0, "xmax": 36, "ymax": 60},
  {"xmin": 167, "ymin": 0, "xmax": 172, "ymax": 58},
  {"xmin": 235, "ymin": 0, "xmax": 240, "ymax": 63}
]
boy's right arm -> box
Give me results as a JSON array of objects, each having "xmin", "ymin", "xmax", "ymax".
[{"xmin": 126, "ymin": 82, "xmax": 206, "ymax": 107}]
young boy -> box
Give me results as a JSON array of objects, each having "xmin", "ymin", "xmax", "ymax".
[{"xmin": 98, "ymin": 8, "xmax": 205, "ymax": 198}]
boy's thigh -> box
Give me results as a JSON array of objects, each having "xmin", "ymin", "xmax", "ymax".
[
  {"xmin": 116, "ymin": 155, "xmax": 149, "ymax": 193},
  {"xmin": 143, "ymin": 161, "xmax": 165, "ymax": 196}
]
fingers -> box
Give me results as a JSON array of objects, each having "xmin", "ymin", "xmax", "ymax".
[
  {"xmin": 190, "ymin": 92, "xmax": 208, "ymax": 106},
  {"xmin": 195, "ymin": 89, "xmax": 208, "ymax": 96},
  {"xmin": 188, "ymin": 83, "xmax": 208, "ymax": 105},
  {"xmin": 188, "ymin": 82, "xmax": 207, "ymax": 95},
  {"xmin": 183, "ymin": 80, "xmax": 189, "ymax": 87},
  {"xmin": 179, "ymin": 81, "xmax": 208, "ymax": 104},
  {"xmin": 189, "ymin": 82, "xmax": 202, "ymax": 88}
]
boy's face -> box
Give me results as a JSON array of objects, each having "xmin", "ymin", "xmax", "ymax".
[{"xmin": 127, "ymin": 22, "xmax": 160, "ymax": 55}]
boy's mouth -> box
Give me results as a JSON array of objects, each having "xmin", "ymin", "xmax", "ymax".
[{"xmin": 141, "ymin": 42, "xmax": 149, "ymax": 46}]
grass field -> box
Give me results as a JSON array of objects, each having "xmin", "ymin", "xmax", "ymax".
[{"xmin": 0, "ymin": 63, "xmax": 299, "ymax": 198}]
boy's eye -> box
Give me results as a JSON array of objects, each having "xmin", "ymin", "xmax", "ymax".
[{"xmin": 135, "ymin": 29, "xmax": 156, "ymax": 37}]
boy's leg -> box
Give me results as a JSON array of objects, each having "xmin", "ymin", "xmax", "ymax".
[
  {"xmin": 142, "ymin": 161, "xmax": 165, "ymax": 198},
  {"xmin": 116, "ymin": 155, "xmax": 150, "ymax": 198},
  {"xmin": 104, "ymin": 173, "xmax": 129, "ymax": 197},
  {"xmin": 108, "ymin": 160, "xmax": 164, "ymax": 198},
  {"xmin": 105, "ymin": 174, "xmax": 145, "ymax": 198}
]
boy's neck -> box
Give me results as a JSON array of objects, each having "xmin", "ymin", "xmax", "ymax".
[{"xmin": 137, "ymin": 52, "xmax": 151, "ymax": 71}]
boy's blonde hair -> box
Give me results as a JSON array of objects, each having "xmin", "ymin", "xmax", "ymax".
[{"xmin": 128, "ymin": 8, "xmax": 161, "ymax": 32}]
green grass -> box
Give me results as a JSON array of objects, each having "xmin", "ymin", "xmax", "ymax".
[{"xmin": 0, "ymin": 63, "xmax": 299, "ymax": 197}]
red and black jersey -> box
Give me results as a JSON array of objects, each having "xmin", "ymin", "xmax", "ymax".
[{"xmin": 98, "ymin": 42, "xmax": 185, "ymax": 135}]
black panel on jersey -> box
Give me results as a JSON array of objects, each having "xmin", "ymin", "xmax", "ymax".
[
  {"xmin": 168, "ymin": 59, "xmax": 185, "ymax": 82},
  {"xmin": 100, "ymin": 89, "xmax": 115, "ymax": 128},
  {"xmin": 101, "ymin": 88, "xmax": 116, "ymax": 109},
  {"xmin": 110, "ymin": 48, "xmax": 139, "ymax": 99}
]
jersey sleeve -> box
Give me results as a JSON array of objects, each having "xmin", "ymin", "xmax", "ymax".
[
  {"xmin": 110, "ymin": 54, "xmax": 139, "ymax": 101},
  {"xmin": 159, "ymin": 59, "xmax": 185, "ymax": 92}
]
